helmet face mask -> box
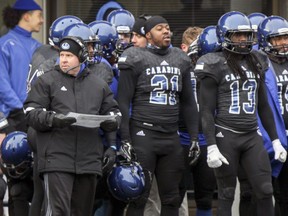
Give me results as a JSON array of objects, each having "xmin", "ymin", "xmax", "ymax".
[
  {"xmin": 3, "ymin": 160, "xmax": 32, "ymax": 179},
  {"xmin": 217, "ymin": 11, "xmax": 254, "ymax": 54},
  {"xmin": 267, "ymin": 35, "xmax": 288, "ymax": 57},
  {"xmin": 187, "ymin": 37, "xmax": 199, "ymax": 64},
  {"xmin": 88, "ymin": 20, "xmax": 118, "ymax": 59},
  {"xmin": 223, "ymin": 31, "xmax": 254, "ymax": 54}
]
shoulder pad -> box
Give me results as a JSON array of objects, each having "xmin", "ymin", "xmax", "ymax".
[
  {"xmin": 194, "ymin": 52, "xmax": 226, "ymax": 81},
  {"xmin": 118, "ymin": 47, "xmax": 145, "ymax": 69},
  {"xmin": 250, "ymin": 50, "xmax": 269, "ymax": 72}
]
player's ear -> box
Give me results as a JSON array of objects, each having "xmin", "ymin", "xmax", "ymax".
[{"xmin": 146, "ymin": 32, "xmax": 151, "ymax": 39}]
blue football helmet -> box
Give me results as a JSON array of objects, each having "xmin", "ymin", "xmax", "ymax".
[
  {"xmin": 49, "ymin": 15, "xmax": 83, "ymax": 47},
  {"xmin": 88, "ymin": 20, "xmax": 118, "ymax": 59},
  {"xmin": 62, "ymin": 23, "xmax": 102, "ymax": 63},
  {"xmin": 248, "ymin": 12, "xmax": 267, "ymax": 44},
  {"xmin": 96, "ymin": 1, "xmax": 123, "ymax": 21},
  {"xmin": 248, "ymin": 12, "xmax": 267, "ymax": 31},
  {"xmin": 258, "ymin": 16, "xmax": 288, "ymax": 57},
  {"xmin": 1, "ymin": 131, "xmax": 33, "ymax": 179},
  {"xmin": 62, "ymin": 23, "xmax": 98, "ymax": 43},
  {"xmin": 107, "ymin": 142, "xmax": 145, "ymax": 202},
  {"xmin": 216, "ymin": 11, "xmax": 254, "ymax": 54},
  {"xmin": 107, "ymin": 9, "xmax": 135, "ymax": 34},
  {"xmin": 198, "ymin": 25, "xmax": 221, "ymax": 56},
  {"xmin": 107, "ymin": 162, "xmax": 145, "ymax": 202}
]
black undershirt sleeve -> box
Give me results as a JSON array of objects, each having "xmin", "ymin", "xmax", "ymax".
[
  {"xmin": 257, "ymin": 79, "xmax": 278, "ymax": 141},
  {"xmin": 117, "ymin": 68, "xmax": 138, "ymax": 142},
  {"xmin": 180, "ymin": 71, "xmax": 199, "ymax": 140},
  {"xmin": 199, "ymin": 77, "xmax": 218, "ymax": 146}
]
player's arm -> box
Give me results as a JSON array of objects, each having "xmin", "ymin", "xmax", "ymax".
[
  {"xmin": 117, "ymin": 67, "xmax": 138, "ymax": 142},
  {"xmin": 199, "ymin": 76, "xmax": 229, "ymax": 168},
  {"xmin": 257, "ymin": 79, "xmax": 278, "ymax": 141},
  {"xmin": 180, "ymin": 67, "xmax": 199, "ymax": 140},
  {"xmin": 199, "ymin": 76, "xmax": 218, "ymax": 146}
]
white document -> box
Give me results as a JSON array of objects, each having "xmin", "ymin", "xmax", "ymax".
[{"xmin": 66, "ymin": 112, "xmax": 116, "ymax": 128}]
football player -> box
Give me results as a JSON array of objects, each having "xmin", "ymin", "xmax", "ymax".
[
  {"xmin": 195, "ymin": 11, "xmax": 286, "ymax": 216},
  {"xmin": 117, "ymin": 15, "xmax": 199, "ymax": 216}
]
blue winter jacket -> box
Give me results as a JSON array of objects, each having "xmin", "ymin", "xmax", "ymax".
[{"xmin": 0, "ymin": 26, "xmax": 41, "ymax": 116}]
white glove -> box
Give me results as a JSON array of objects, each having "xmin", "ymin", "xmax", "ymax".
[
  {"xmin": 272, "ymin": 139, "xmax": 287, "ymax": 163},
  {"xmin": 207, "ymin": 144, "xmax": 229, "ymax": 168}
]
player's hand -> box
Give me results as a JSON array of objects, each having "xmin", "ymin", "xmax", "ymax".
[
  {"xmin": 188, "ymin": 138, "xmax": 200, "ymax": 166},
  {"xmin": 52, "ymin": 114, "xmax": 76, "ymax": 128},
  {"xmin": 272, "ymin": 139, "xmax": 287, "ymax": 163},
  {"xmin": 119, "ymin": 140, "xmax": 137, "ymax": 162},
  {"xmin": 102, "ymin": 146, "xmax": 117, "ymax": 174},
  {"xmin": 207, "ymin": 144, "xmax": 229, "ymax": 168}
]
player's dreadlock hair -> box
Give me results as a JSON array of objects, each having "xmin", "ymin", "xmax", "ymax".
[
  {"xmin": 223, "ymin": 50, "xmax": 264, "ymax": 81},
  {"xmin": 2, "ymin": 6, "xmax": 27, "ymax": 29}
]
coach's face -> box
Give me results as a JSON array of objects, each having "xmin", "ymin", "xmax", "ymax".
[
  {"xmin": 59, "ymin": 51, "xmax": 80, "ymax": 76},
  {"xmin": 146, "ymin": 23, "xmax": 171, "ymax": 48}
]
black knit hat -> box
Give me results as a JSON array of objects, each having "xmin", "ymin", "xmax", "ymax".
[
  {"xmin": 143, "ymin": 16, "xmax": 168, "ymax": 34},
  {"xmin": 59, "ymin": 37, "xmax": 83, "ymax": 58},
  {"xmin": 132, "ymin": 18, "xmax": 146, "ymax": 36}
]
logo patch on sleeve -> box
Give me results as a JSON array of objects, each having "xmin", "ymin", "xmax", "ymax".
[
  {"xmin": 118, "ymin": 56, "xmax": 127, "ymax": 62},
  {"xmin": 195, "ymin": 62, "xmax": 204, "ymax": 70}
]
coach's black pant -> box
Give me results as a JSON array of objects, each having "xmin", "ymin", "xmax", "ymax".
[
  {"xmin": 43, "ymin": 172, "xmax": 98, "ymax": 216},
  {"xmin": 126, "ymin": 120, "xmax": 185, "ymax": 216}
]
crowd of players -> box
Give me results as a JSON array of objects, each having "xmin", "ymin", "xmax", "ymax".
[{"xmin": 0, "ymin": 0, "xmax": 288, "ymax": 216}]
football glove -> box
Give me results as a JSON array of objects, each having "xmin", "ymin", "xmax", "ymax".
[
  {"xmin": 118, "ymin": 140, "xmax": 137, "ymax": 162},
  {"xmin": 188, "ymin": 139, "xmax": 201, "ymax": 166},
  {"xmin": 272, "ymin": 139, "xmax": 287, "ymax": 163},
  {"xmin": 207, "ymin": 144, "xmax": 229, "ymax": 168}
]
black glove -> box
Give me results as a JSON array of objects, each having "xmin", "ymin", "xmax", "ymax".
[
  {"xmin": 100, "ymin": 113, "xmax": 121, "ymax": 132},
  {"xmin": 119, "ymin": 140, "xmax": 137, "ymax": 162},
  {"xmin": 102, "ymin": 146, "xmax": 117, "ymax": 174},
  {"xmin": 188, "ymin": 139, "xmax": 201, "ymax": 166},
  {"xmin": 52, "ymin": 114, "xmax": 76, "ymax": 128},
  {"xmin": 100, "ymin": 119, "xmax": 118, "ymax": 132}
]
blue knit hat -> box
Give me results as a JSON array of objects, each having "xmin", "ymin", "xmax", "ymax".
[{"xmin": 12, "ymin": 0, "xmax": 42, "ymax": 11}]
